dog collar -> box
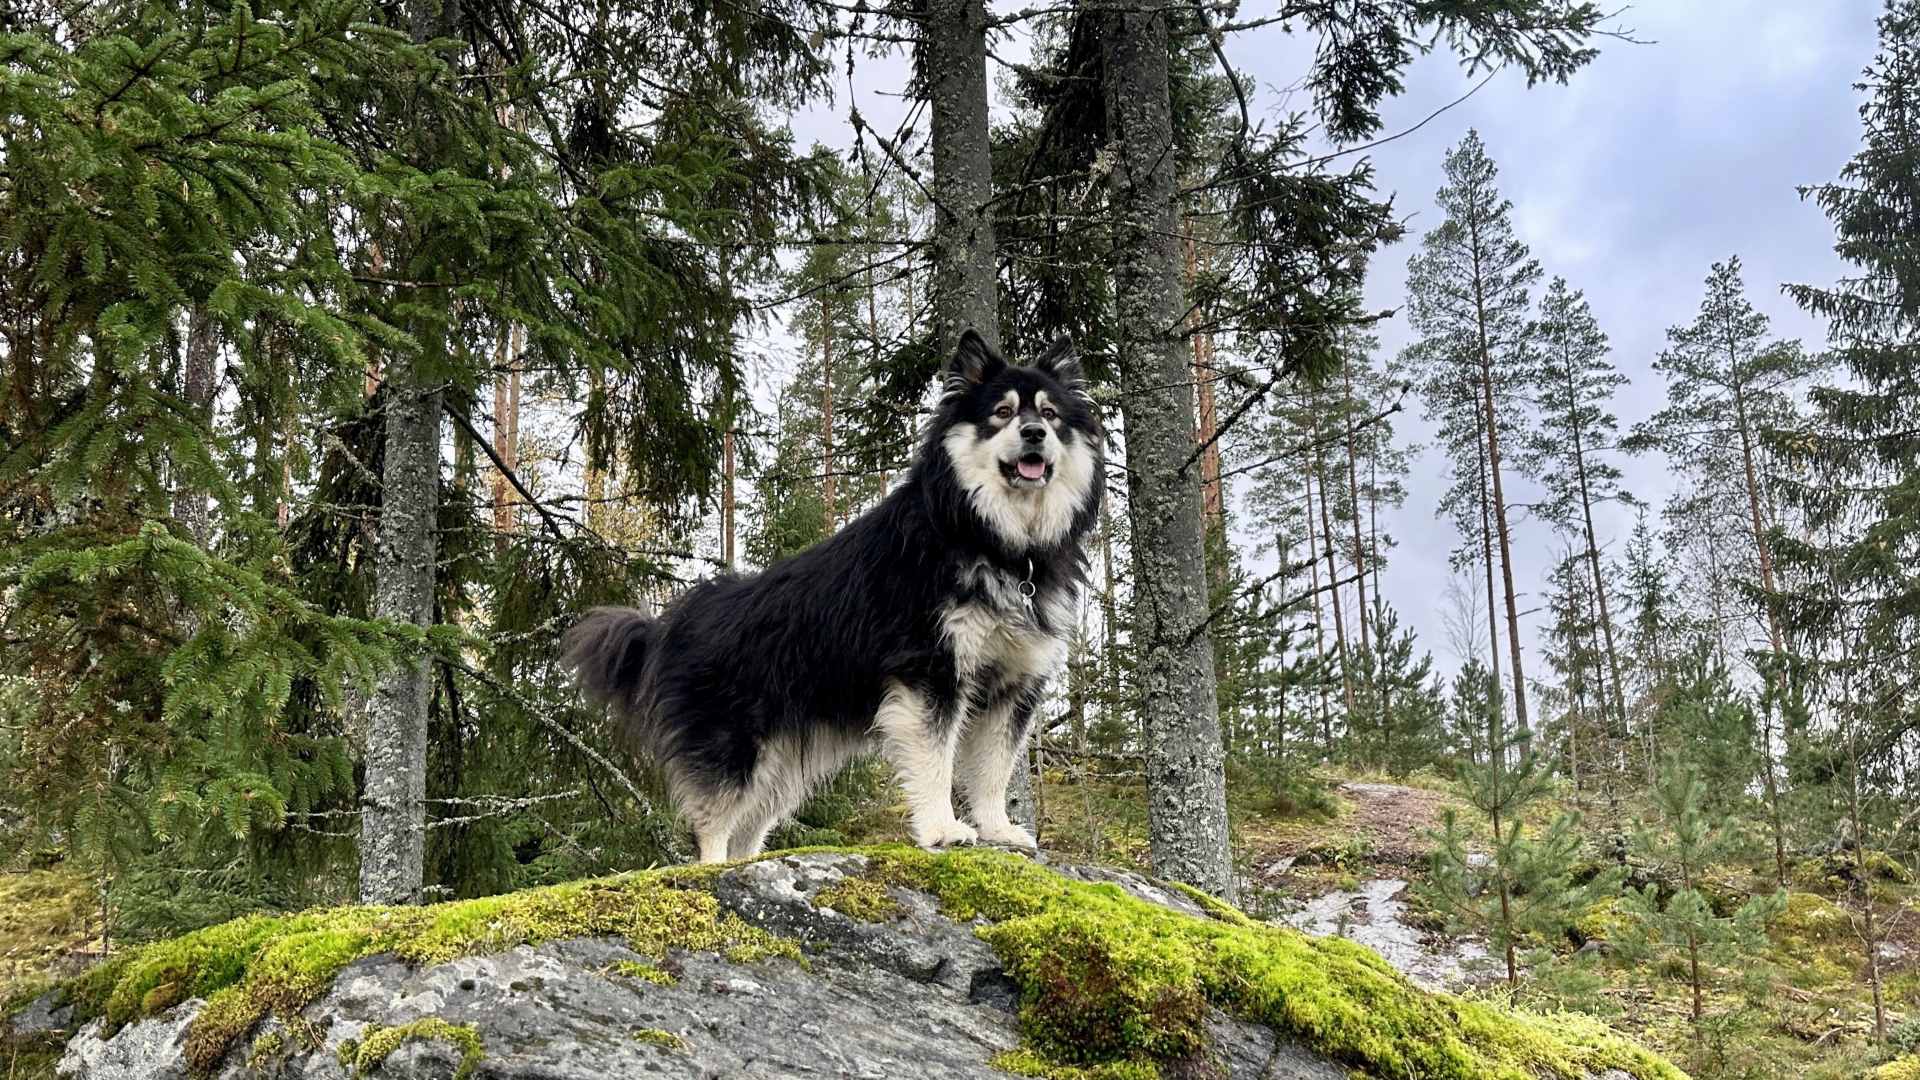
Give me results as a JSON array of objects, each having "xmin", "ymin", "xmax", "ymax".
[{"xmin": 1018, "ymin": 558, "xmax": 1037, "ymax": 603}]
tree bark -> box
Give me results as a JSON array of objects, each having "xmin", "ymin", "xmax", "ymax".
[
  {"xmin": 821, "ymin": 310, "xmax": 837, "ymax": 530},
  {"xmin": 1183, "ymin": 225, "xmax": 1225, "ymax": 543},
  {"xmin": 359, "ymin": 351, "xmax": 441, "ymax": 904},
  {"xmin": 175, "ymin": 302, "xmax": 218, "ymax": 549},
  {"xmin": 722, "ymin": 426, "xmax": 737, "ymax": 568},
  {"xmin": 1477, "ymin": 341, "xmax": 1530, "ymax": 756},
  {"xmin": 1570, "ymin": 416, "xmax": 1629, "ymax": 742},
  {"xmin": 1102, "ymin": 0, "xmax": 1233, "ymax": 899},
  {"xmin": 923, "ymin": 0, "xmax": 1035, "ymax": 832},
  {"xmin": 1474, "ymin": 425, "xmax": 1504, "ymax": 761},
  {"xmin": 924, "ymin": 0, "xmax": 999, "ymax": 350}
]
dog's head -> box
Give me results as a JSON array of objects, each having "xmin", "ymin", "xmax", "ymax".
[{"xmin": 934, "ymin": 330, "xmax": 1102, "ymax": 552}]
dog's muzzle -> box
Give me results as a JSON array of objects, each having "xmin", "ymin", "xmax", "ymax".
[{"xmin": 1001, "ymin": 451, "xmax": 1053, "ymax": 488}]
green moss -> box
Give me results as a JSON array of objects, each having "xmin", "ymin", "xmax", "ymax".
[
  {"xmin": 992, "ymin": 1046, "xmax": 1160, "ymax": 1079},
  {"xmin": 872, "ymin": 847, "xmax": 1684, "ymax": 1080},
  {"xmin": 1862, "ymin": 850, "xmax": 1915, "ymax": 885},
  {"xmin": 1769, "ymin": 891, "xmax": 1860, "ymax": 987},
  {"xmin": 35, "ymin": 868, "xmax": 796, "ymax": 1075},
  {"xmin": 814, "ymin": 875, "xmax": 904, "ymax": 922},
  {"xmin": 348, "ymin": 1018, "xmax": 483, "ymax": 1079},
  {"xmin": 1574, "ymin": 898, "xmax": 1630, "ymax": 945},
  {"xmin": 1161, "ymin": 880, "xmax": 1251, "ymax": 927},
  {"xmin": 1875, "ymin": 1056, "xmax": 1920, "ymax": 1080},
  {"xmin": 631, "ymin": 1027, "xmax": 689, "ymax": 1050},
  {"xmin": 608, "ymin": 959, "xmax": 677, "ymax": 986},
  {"xmin": 246, "ymin": 1028, "xmax": 285, "ymax": 1069}
]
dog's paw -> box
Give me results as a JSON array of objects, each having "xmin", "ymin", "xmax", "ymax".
[
  {"xmin": 975, "ymin": 822, "xmax": 1037, "ymax": 849},
  {"xmin": 915, "ymin": 818, "xmax": 980, "ymax": 849}
]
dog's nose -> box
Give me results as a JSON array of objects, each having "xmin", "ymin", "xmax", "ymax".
[{"xmin": 1020, "ymin": 423, "xmax": 1047, "ymax": 444}]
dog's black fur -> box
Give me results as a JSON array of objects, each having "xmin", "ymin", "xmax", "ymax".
[{"xmin": 563, "ymin": 331, "xmax": 1102, "ymax": 860}]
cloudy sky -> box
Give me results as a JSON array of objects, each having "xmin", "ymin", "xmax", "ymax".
[{"xmin": 779, "ymin": 2, "xmax": 1884, "ymax": 681}]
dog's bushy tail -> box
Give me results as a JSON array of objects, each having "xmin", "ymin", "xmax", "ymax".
[{"xmin": 560, "ymin": 606, "xmax": 658, "ymax": 729}]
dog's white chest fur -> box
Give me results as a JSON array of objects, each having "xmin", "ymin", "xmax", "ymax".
[{"xmin": 941, "ymin": 560, "xmax": 1071, "ymax": 689}]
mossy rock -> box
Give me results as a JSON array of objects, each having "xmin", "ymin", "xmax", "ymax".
[
  {"xmin": 1571, "ymin": 899, "xmax": 1630, "ymax": 946},
  {"xmin": 1862, "ymin": 850, "xmax": 1915, "ymax": 885},
  {"xmin": 18, "ymin": 847, "xmax": 1686, "ymax": 1080},
  {"xmin": 1875, "ymin": 1055, "xmax": 1920, "ymax": 1080}
]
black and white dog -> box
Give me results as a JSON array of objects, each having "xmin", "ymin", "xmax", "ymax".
[{"xmin": 562, "ymin": 331, "xmax": 1103, "ymax": 862}]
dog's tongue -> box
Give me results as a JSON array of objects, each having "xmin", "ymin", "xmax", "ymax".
[{"xmin": 1016, "ymin": 458, "xmax": 1047, "ymax": 481}]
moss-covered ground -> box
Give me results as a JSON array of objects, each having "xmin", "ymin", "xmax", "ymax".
[{"xmin": 5, "ymin": 844, "xmax": 1686, "ymax": 1080}]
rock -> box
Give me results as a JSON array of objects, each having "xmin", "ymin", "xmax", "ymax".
[
  {"xmin": 27, "ymin": 848, "xmax": 1680, "ymax": 1080},
  {"xmin": 5, "ymin": 990, "xmax": 73, "ymax": 1038}
]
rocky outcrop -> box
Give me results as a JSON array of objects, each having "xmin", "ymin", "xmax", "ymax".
[{"xmin": 9, "ymin": 848, "xmax": 1682, "ymax": 1080}]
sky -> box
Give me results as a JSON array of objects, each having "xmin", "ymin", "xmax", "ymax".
[{"xmin": 771, "ymin": 1, "xmax": 1885, "ymax": 683}]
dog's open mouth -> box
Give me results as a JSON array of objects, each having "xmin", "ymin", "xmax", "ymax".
[{"xmin": 1001, "ymin": 453, "xmax": 1052, "ymax": 487}]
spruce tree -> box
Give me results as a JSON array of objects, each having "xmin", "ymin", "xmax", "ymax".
[{"xmin": 1772, "ymin": 6, "xmax": 1920, "ymax": 1039}]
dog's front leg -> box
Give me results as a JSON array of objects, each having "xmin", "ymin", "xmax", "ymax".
[
  {"xmin": 872, "ymin": 681, "xmax": 977, "ymax": 848},
  {"xmin": 957, "ymin": 698, "xmax": 1038, "ymax": 849}
]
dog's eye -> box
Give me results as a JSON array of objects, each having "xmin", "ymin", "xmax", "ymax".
[
  {"xmin": 994, "ymin": 405, "xmax": 1014, "ymax": 419},
  {"xmin": 1041, "ymin": 407, "xmax": 1058, "ymax": 421}
]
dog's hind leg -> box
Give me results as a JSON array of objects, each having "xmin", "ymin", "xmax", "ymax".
[
  {"xmin": 674, "ymin": 771, "xmax": 748, "ymax": 865},
  {"xmin": 726, "ymin": 731, "xmax": 864, "ymax": 859},
  {"xmin": 871, "ymin": 680, "xmax": 977, "ymax": 849},
  {"xmin": 956, "ymin": 696, "xmax": 1038, "ymax": 849}
]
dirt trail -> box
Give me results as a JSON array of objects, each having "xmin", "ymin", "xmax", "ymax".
[
  {"xmin": 1328, "ymin": 781, "xmax": 1454, "ymax": 865},
  {"xmin": 1255, "ymin": 780, "xmax": 1491, "ymax": 991}
]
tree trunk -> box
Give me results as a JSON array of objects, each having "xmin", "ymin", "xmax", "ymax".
[
  {"xmin": 821, "ymin": 313, "xmax": 837, "ymax": 530},
  {"xmin": 1183, "ymin": 224, "xmax": 1225, "ymax": 545},
  {"xmin": 1341, "ymin": 362, "xmax": 1370, "ymax": 654},
  {"xmin": 1315, "ymin": 444, "xmax": 1357, "ymax": 724},
  {"xmin": 175, "ymin": 303, "xmax": 219, "ymax": 549},
  {"xmin": 491, "ymin": 329, "xmax": 519, "ymax": 549},
  {"xmin": 923, "ymin": 0, "xmax": 1034, "ymax": 832},
  {"xmin": 722, "ymin": 426, "xmax": 737, "ymax": 567},
  {"xmin": 1569, "ymin": 414, "xmax": 1628, "ymax": 742},
  {"xmin": 1732, "ymin": 386, "xmax": 1790, "ymax": 886},
  {"xmin": 360, "ymin": 351, "xmax": 441, "ymax": 905},
  {"xmin": 1478, "ymin": 355, "xmax": 1530, "ymax": 755},
  {"xmin": 1475, "ymin": 421, "xmax": 1504, "ymax": 761},
  {"xmin": 1102, "ymin": 0, "xmax": 1232, "ymax": 900},
  {"xmin": 924, "ymin": 0, "xmax": 999, "ymax": 349},
  {"xmin": 1303, "ymin": 460, "xmax": 1333, "ymax": 754},
  {"xmin": 1465, "ymin": 214, "xmax": 1529, "ymax": 754}
]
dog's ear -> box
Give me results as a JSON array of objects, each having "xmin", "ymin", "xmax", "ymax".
[
  {"xmin": 948, "ymin": 329, "xmax": 1006, "ymax": 387},
  {"xmin": 1033, "ymin": 334, "xmax": 1085, "ymax": 393}
]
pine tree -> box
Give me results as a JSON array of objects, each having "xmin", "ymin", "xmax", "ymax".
[
  {"xmin": 1524, "ymin": 278, "xmax": 1634, "ymax": 744},
  {"xmin": 1402, "ymin": 131, "xmax": 1541, "ymax": 757},
  {"xmin": 1424, "ymin": 732, "xmax": 1611, "ymax": 988},
  {"xmin": 1615, "ymin": 757, "xmax": 1786, "ymax": 1045},
  {"xmin": 1629, "ymin": 257, "xmax": 1819, "ymax": 885}
]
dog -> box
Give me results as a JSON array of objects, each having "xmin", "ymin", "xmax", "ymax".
[{"xmin": 561, "ymin": 330, "xmax": 1103, "ymax": 863}]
